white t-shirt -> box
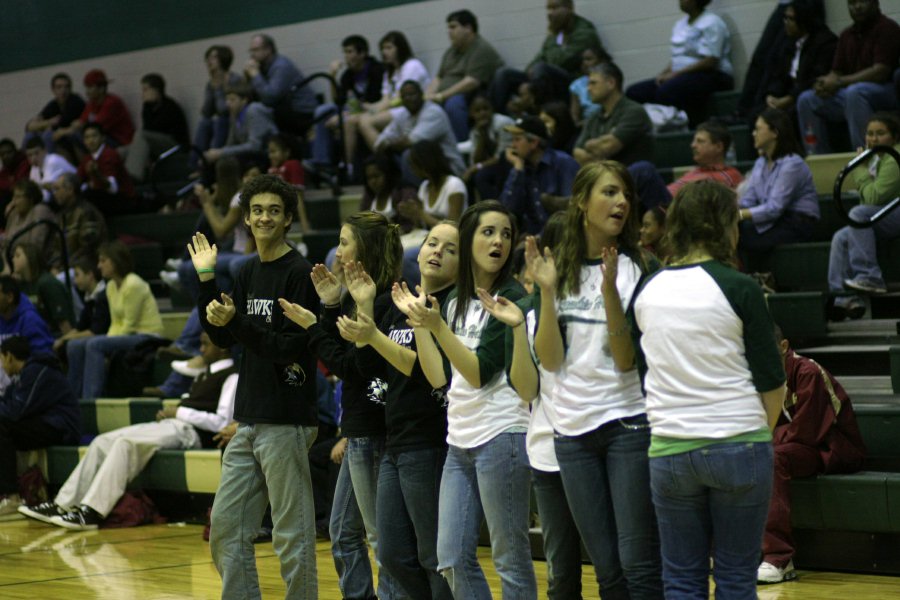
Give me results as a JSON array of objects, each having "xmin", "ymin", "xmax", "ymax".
[
  {"xmin": 417, "ymin": 175, "xmax": 467, "ymax": 220},
  {"xmin": 524, "ymin": 305, "xmax": 559, "ymax": 472},
  {"xmin": 670, "ymin": 10, "xmax": 733, "ymax": 76},
  {"xmin": 382, "ymin": 58, "xmax": 431, "ymax": 103},
  {"xmin": 229, "ymin": 192, "xmax": 249, "ymax": 254}
]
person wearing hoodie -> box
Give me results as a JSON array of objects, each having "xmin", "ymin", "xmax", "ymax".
[
  {"xmin": 0, "ymin": 275, "xmax": 55, "ymax": 393},
  {"xmin": 0, "ymin": 335, "xmax": 80, "ymax": 518}
]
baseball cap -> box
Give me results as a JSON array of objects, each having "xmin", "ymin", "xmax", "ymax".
[{"xmin": 503, "ymin": 115, "xmax": 549, "ymax": 140}]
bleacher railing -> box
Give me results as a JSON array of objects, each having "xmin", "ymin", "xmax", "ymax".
[
  {"xmin": 5, "ymin": 219, "xmax": 71, "ymax": 294},
  {"xmin": 833, "ymin": 145, "xmax": 900, "ymax": 228}
]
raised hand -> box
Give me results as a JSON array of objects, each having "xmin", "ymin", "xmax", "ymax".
[
  {"xmin": 477, "ymin": 288, "xmax": 525, "ymax": 328},
  {"xmin": 344, "ymin": 261, "xmax": 376, "ymax": 307},
  {"xmin": 391, "ymin": 281, "xmax": 425, "ymax": 317},
  {"xmin": 406, "ymin": 285, "xmax": 443, "ymax": 332},
  {"xmin": 187, "ymin": 232, "xmax": 218, "ymax": 273},
  {"xmin": 310, "ymin": 263, "xmax": 342, "ymax": 305},
  {"xmin": 600, "ymin": 246, "xmax": 620, "ymax": 294},
  {"xmin": 207, "ymin": 293, "xmax": 235, "ymax": 326},
  {"xmin": 336, "ymin": 312, "xmax": 376, "ymax": 345},
  {"xmin": 524, "ymin": 235, "xmax": 557, "ymax": 291},
  {"xmin": 278, "ymin": 298, "xmax": 317, "ymax": 329}
]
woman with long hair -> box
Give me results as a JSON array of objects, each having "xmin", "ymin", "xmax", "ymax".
[{"xmin": 11, "ymin": 241, "xmax": 75, "ymax": 335}]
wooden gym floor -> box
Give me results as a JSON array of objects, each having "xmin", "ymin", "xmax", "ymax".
[{"xmin": 0, "ymin": 519, "xmax": 898, "ymax": 599}]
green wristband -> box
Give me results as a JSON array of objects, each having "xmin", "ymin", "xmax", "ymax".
[{"xmin": 197, "ymin": 268, "xmax": 215, "ymax": 274}]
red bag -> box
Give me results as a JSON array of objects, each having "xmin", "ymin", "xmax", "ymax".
[{"xmin": 101, "ymin": 490, "xmax": 167, "ymax": 529}]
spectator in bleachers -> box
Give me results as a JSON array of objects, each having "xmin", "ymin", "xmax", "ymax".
[
  {"xmin": 24, "ymin": 73, "xmax": 85, "ymax": 158},
  {"xmin": 573, "ymin": 62, "xmax": 654, "ymax": 166},
  {"xmin": 499, "ymin": 115, "xmax": 579, "ymax": 235},
  {"xmin": 24, "ymin": 136, "xmax": 76, "ymax": 202},
  {"xmin": 828, "ymin": 112, "xmax": 900, "ymax": 318},
  {"xmin": 405, "ymin": 139, "xmax": 467, "ymax": 229},
  {"xmin": 640, "ymin": 205, "xmax": 668, "ymax": 261},
  {"xmin": 358, "ymin": 153, "xmax": 417, "ymax": 226},
  {"xmin": 52, "ymin": 256, "xmax": 110, "ymax": 357},
  {"xmin": 77, "ymin": 122, "xmax": 137, "ymax": 216},
  {"xmin": 424, "ymin": 9, "xmax": 504, "ymax": 143},
  {"xmin": 356, "ymin": 32, "xmax": 431, "ymax": 157},
  {"xmin": 2, "ymin": 180, "xmax": 58, "ymax": 270},
  {"xmin": 461, "ymin": 93, "xmax": 514, "ymax": 201},
  {"xmin": 797, "ymin": 0, "xmax": 900, "ymax": 153},
  {"xmin": 540, "ymin": 100, "xmax": 578, "ymax": 154},
  {"xmin": 0, "ymin": 139, "xmax": 30, "ymax": 212},
  {"xmin": 267, "ymin": 134, "xmax": 311, "ymax": 233},
  {"xmin": 761, "ymin": 0, "xmax": 837, "ymax": 121},
  {"xmin": 738, "ymin": 108, "xmax": 819, "ymax": 274},
  {"xmin": 627, "ymin": 0, "xmax": 733, "ymax": 126},
  {"xmin": 0, "ymin": 276, "xmax": 56, "ymax": 393},
  {"xmin": 192, "ymin": 45, "xmax": 244, "ymax": 171},
  {"xmin": 245, "ymin": 33, "xmax": 317, "ymax": 137},
  {"xmin": 11, "ymin": 241, "xmax": 75, "ymax": 336},
  {"xmin": 20, "ymin": 331, "xmax": 236, "ymax": 531},
  {"xmin": 124, "ymin": 74, "xmax": 190, "ymax": 183},
  {"xmin": 50, "ymin": 172, "xmax": 107, "ymax": 270},
  {"xmin": 490, "ymin": 0, "xmax": 607, "ymax": 113},
  {"xmin": 0, "ymin": 335, "xmax": 79, "ymax": 518},
  {"xmin": 54, "ymin": 69, "xmax": 135, "ymax": 148},
  {"xmin": 310, "ymin": 35, "xmax": 384, "ymax": 177},
  {"xmin": 758, "ymin": 325, "xmax": 865, "ymax": 583},
  {"xmin": 204, "ymin": 82, "xmax": 278, "ymax": 167},
  {"xmin": 66, "ymin": 240, "xmax": 163, "ymax": 400},
  {"xmin": 569, "ymin": 46, "xmax": 609, "ymax": 128}
]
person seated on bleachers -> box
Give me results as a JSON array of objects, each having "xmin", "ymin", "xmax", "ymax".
[
  {"xmin": 0, "ymin": 335, "xmax": 80, "ymax": 518},
  {"xmin": 24, "ymin": 73, "xmax": 85, "ymax": 158},
  {"xmin": 191, "ymin": 45, "xmax": 244, "ymax": 171},
  {"xmin": 499, "ymin": 115, "xmax": 579, "ymax": 235},
  {"xmin": 19, "ymin": 331, "xmax": 237, "ymax": 530},
  {"xmin": 573, "ymin": 62, "xmax": 654, "ymax": 166},
  {"xmin": 310, "ymin": 35, "xmax": 384, "ymax": 177},
  {"xmin": 52, "ymin": 256, "xmax": 110, "ymax": 357},
  {"xmin": 123, "ymin": 73, "xmax": 190, "ymax": 184},
  {"xmin": 245, "ymin": 33, "xmax": 317, "ymax": 138},
  {"xmin": 797, "ymin": 0, "xmax": 900, "ymax": 153},
  {"xmin": 357, "ymin": 153, "xmax": 417, "ymax": 226},
  {"xmin": 424, "ymin": 9, "xmax": 504, "ymax": 143},
  {"xmin": 54, "ymin": 69, "xmax": 135, "ymax": 149},
  {"xmin": 490, "ymin": 0, "xmax": 607, "ymax": 113},
  {"xmin": 540, "ymin": 100, "xmax": 579, "ymax": 154},
  {"xmin": 569, "ymin": 45, "xmax": 610, "ymax": 128},
  {"xmin": 757, "ymin": 325, "xmax": 866, "ymax": 584},
  {"xmin": 626, "ymin": 0, "xmax": 733, "ymax": 126},
  {"xmin": 0, "ymin": 139, "xmax": 30, "ymax": 212},
  {"xmin": 267, "ymin": 134, "xmax": 311, "ymax": 232},
  {"xmin": 204, "ymin": 81, "xmax": 278, "ymax": 168},
  {"xmin": 828, "ymin": 112, "xmax": 900, "ymax": 318},
  {"xmin": 50, "ymin": 172, "xmax": 107, "ymax": 270},
  {"xmin": 761, "ymin": 0, "xmax": 837, "ymax": 121},
  {"xmin": 0, "ymin": 276, "xmax": 56, "ymax": 394},
  {"xmin": 640, "ymin": 205, "xmax": 668, "ymax": 262},
  {"xmin": 737, "ymin": 108, "xmax": 819, "ymax": 275},
  {"xmin": 1, "ymin": 180, "xmax": 58, "ymax": 271},
  {"xmin": 11, "ymin": 241, "xmax": 75, "ymax": 336},
  {"xmin": 77, "ymin": 122, "xmax": 137, "ymax": 216},
  {"xmin": 461, "ymin": 93, "xmax": 514, "ymax": 201},
  {"xmin": 24, "ymin": 136, "xmax": 76, "ymax": 202},
  {"xmin": 66, "ymin": 240, "xmax": 163, "ymax": 401}
]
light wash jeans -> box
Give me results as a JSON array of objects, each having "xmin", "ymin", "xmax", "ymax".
[
  {"xmin": 828, "ymin": 202, "xmax": 900, "ymax": 292},
  {"xmin": 436, "ymin": 432, "xmax": 537, "ymax": 600},
  {"xmin": 650, "ymin": 441, "xmax": 774, "ymax": 600},
  {"xmin": 66, "ymin": 334, "xmax": 154, "ymax": 400},
  {"xmin": 210, "ymin": 423, "xmax": 318, "ymax": 600},
  {"xmin": 797, "ymin": 82, "xmax": 898, "ymax": 153}
]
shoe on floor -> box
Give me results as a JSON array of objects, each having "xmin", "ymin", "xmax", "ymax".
[
  {"xmin": 844, "ymin": 277, "xmax": 887, "ymax": 295},
  {"xmin": 0, "ymin": 494, "xmax": 23, "ymax": 520},
  {"xmin": 757, "ymin": 560, "xmax": 798, "ymax": 584},
  {"xmin": 846, "ymin": 297, "xmax": 867, "ymax": 320},
  {"xmin": 18, "ymin": 501, "xmax": 63, "ymax": 524},
  {"xmin": 50, "ymin": 505, "xmax": 102, "ymax": 531}
]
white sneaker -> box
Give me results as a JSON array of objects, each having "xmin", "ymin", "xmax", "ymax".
[
  {"xmin": 757, "ymin": 560, "xmax": 797, "ymax": 584},
  {"xmin": 171, "ymin": 359, "xmax": 204, "ymax": 378},
  {"xmin": 0, "ymin": 495, "xmax": 23, "ymax": 521},
  {"xmin": 165, "ymin": 258, "xmax": 183, "ymax": 270},
  {"xmin": 159, "ymin": 270, "xmax": 182, "ymax": 290}
]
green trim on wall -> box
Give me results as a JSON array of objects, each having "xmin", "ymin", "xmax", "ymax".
[{"xmin": 3, "ymin": 0, "xmax": 421, "ymax": 74}]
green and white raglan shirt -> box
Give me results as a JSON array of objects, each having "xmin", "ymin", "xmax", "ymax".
[{"xmin": 633, "ymin": 260, "xmax": 786, "ymax": 457}]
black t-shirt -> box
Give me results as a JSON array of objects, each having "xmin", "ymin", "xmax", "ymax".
[
  {"xmin": 40, "ymin": 95, "xmax": 86, "ymax": 129},
  {"xmin": 142, "ymin": 96, "xmax": 190, "ymax": 146}
]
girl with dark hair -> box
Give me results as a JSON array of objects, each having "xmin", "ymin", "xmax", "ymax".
[
  {"xmin": 634, "ymin": 180, "xmax": 784, "ymax": 598},
  {"xmin": 358, "ymin": 153, "xmax": 417, "ymax": 227},
  {"xmin": 738, "ymin": 107, "xmax": 819, "ymax": 273},
  {"xmin": 568, "ymin": 46, "xmax": 609, "ymax": 127},
  {"xmin": 280, "ymin": 211, "xmax": 406, "ymax": 600},
  {"xmin": 2, "ymin": 180, "xmax": 58, "ymax": 270},
  {"xmin": 529, "ymin": 161, "xmax": 663, "ymax": 598},
  {"xmin": 640, "ymin": 205, "xmax": 668, "ymax": 261},
  {"xmin": 11, "ymin": 241, "xmax": 75, "ymax": 335},
  {"xmin": 395, "ymin": 200, "xmax": 537, "ymax": 599},
  {"xmin": 463, "ymin": 94, "xmax": 514, "ymax": 201},
  {"xmin": 403, "ymin": 139, "xmax": 466, "ymax": 229},
  {"xmin": 540, "ymin": 100, "xmax": 578, "ymax": 154}
]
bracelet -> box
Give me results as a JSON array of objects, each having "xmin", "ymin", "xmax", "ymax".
[
  {"xmin": 196, "ymin": 268, "xmax": 215, "ymax": 274},
  {"xmin": 608, "ymin": 323, "xmax": 631, "ymax": 337}
]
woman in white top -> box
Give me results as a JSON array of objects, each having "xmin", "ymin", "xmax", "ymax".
[
  {"xmin": 397, "ymin": 200, "xmax": 536, "ymax": 599},
  {"xmin": 531, "ymin": 161, "xmax": 663, "ymax": 599},
  {"xmin": 358, "ymin": 31, "xmax": 430, "ymax": 153}
]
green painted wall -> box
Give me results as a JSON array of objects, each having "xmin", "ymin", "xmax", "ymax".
[{"xmin": 2, "ymin": 0, "xmax": 420, "ymax": 74}]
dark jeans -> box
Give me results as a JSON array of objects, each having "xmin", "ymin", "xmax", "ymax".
[
  {"xmin": 0, "ymin": 416, "xmax": 69, "ymax": 494},
  {"xmin": 738, "ymin": 213, "xmax": 816, "ymax": 273},
  {"xmin": 532, "ymin": 468, "xmax": 585, "ymax": 600},
  {"xmin": 627, "ymin": 71, "xmax": 733, "ymax": 126}
]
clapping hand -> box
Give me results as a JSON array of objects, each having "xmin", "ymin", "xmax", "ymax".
[
  {"xmin": 311, "ymin": 263, "xmax": 342, "ymax": 305},
  {"xmin": 524, "ymin": 235, "xmax": 557, "ymax": 291},
  {"xmin": 405, "ymin": 285, "xmax": 442, "ymax": 332},
  {"xmin": 336, "ymin": 312, "xmax": 376, "ymax": 345},
  {"xmin": 391, "ymin": 281, "xmax": 425, "ymax": 316},
  {"xmin": 207, "ymin": 293, "xmax": 235, "ymax": 326},
  {"xmin": 344, "ymin": 261, "xmax": 376, "ymax": 307},
  {"xmin": 187, "ymin": 232, "xmax": 218, "ymax": 274},
  {"xmin": 477, "ymin": 288, "xmax": 525, "ymax": 328},
  {"xmin": 599, "ymin": 246, "xmax": 619, "ymax": 295},
  {"xmin": 278, "ymin": 298, "xmax": 317, "ymax": 329}
]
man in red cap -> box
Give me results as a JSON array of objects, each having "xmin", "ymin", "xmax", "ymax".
[{"xmin": 54, "ymin": 69, "xmax": 135, "ymax": 148}]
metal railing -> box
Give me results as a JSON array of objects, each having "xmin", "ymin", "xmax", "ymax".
[
  {"xmin": 833, "ymin": 145, "xmax": 900, "ymax": 228},
  {"xmin": 5, "ymin": 219, "xmax": 71, "ymax": 293}
]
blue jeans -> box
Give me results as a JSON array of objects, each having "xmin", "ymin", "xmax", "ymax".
[
  {"xmin": 650, "ymin": 441, "xmax": 774, "ymax": 600},
  {"xmin": 797, "ymin": 82, "xmax": 898, "ymax": 153},
  {"xmin": 173, "ymin": 307, "xmax": 202, "ymax": 355},
  {"xmin": 532, "ymin": 468, "xmax": 585, "ymax": 600},
  {"xmin": 330, "ymin": 436, "xmax": 407, "ymax": 600},
  {"xmin": 66, "ymin": 334, "xmax": 154, "ymax": 399},
  {"xmin": 828, "ymin": 203, "xmax": 900, "ymax": 292},
  {"xmin": 210, "ymin": 423, "xmax": 318, "ymax": 600},
  {"xmin": 312, "ymin": 103, "xmax": 339, "ymax": 166},
  {"xmin": 191, "ymin": 114, "xmax": 229, "ymax": 169},
  {"xmin": 442, "ymin": 94, "xmax": 469, "ymax": 146},
  {"xmin": 554, "ymin": 415, "xmax": 663, "ymax": 600},
  {"xmin": 377, "ymin": 446, "xmax": 453, "ymax": 600},
  {"xmin": 437, "ymin": 432, "xmax": 537, "ymax": 600}
]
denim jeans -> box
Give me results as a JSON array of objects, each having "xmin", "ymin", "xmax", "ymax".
[
  {"xmin": 650, "ymin": 441, "xmax": 774, "ymax": 600},
  {"xmin": 191, "ymin": 114, "xmax": 229, "ymax": 170},
  {"xmin": 554, "ymin": 415, "xmax": 663, "ymax": 600},
  {"xmin": 532, "ymin": 468, "xmax": 585, "ymax": 600},
  {"xmin": 437, "ymin": 432, "xmax": 537, "ymax": 600},
  {"xmin": 442, "ymin": 94, "xmax": 469, "ymax": 146},
  {"xmin": 210, "ymin": 423, "xmax": 318, "ymax": 600},
  {"xmin": 797, "ymin": 82, "xmax": 898, "ymax": 153},
  {"xmin": 377, "ymin": 446, "xmax": 453, "ymax": 600},
  {"xmin": 67, "ymin": 334, "xmax": 154, "ymax": 399},
  {"xmin": 330, "ymin": 436, "xmax": 407, "ymax": 600},
  {"xmin": 312, "ymin": 103, "xmax": 340, "ymax": 166},
  {"xmin": 828, "ymin": 203, "xmax": 900, "ymax": 291}
]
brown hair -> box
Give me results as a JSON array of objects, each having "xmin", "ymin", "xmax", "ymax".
[
  {"xmin": 345, "ymin": 211, "xmax": 402, "ymax": 294},
  {"xmin": 665, "ymin": 180, "xmax": 739, "ymax": 266},
  {"xmin": 98, "ymin": 240, "xmax": 134, "ymax": 278}
]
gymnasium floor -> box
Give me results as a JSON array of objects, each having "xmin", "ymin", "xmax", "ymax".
[{"xmin": 0, "ymin": 519, "xmax": 897, "ymax": 599}]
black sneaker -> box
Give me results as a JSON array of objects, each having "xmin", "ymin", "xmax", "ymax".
[
  {"xmin": 18, "ymin": 501, "xmax": 62, "ymax": 524},
  {"xmin": 50, "ymin": 505, "xmax": 102, "ymax": 531}
]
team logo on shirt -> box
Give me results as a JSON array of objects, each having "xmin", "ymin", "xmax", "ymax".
[
  {"xmin": 431, "ymin": 386, "xmax": 449, "ymax": 408},
  {"xmin": 367, "ymin": 378, "xmax": 388, "ymax": 405},
  {"xmin": 388, "ymin": 328, "xmax": 414, "ymax": 346},
  {"xmin": 283, "ymin": 363, "xmax": 306, "ymax": 387},
  {"xmin": 246, "ymin": 296, "xmax": 274, "ymax": 323}
]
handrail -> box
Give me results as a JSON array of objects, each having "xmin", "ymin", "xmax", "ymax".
[
  {"xmin": 294, "ymin": 71, "xmax": 346, "ymax": 192},
  {"xmin": 5, "ymin": 218, "xmax": 71, "ymax": 294},
  {"xmin": 833, "ymin": 144, "xmax": 900, "ymax": 228}
]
